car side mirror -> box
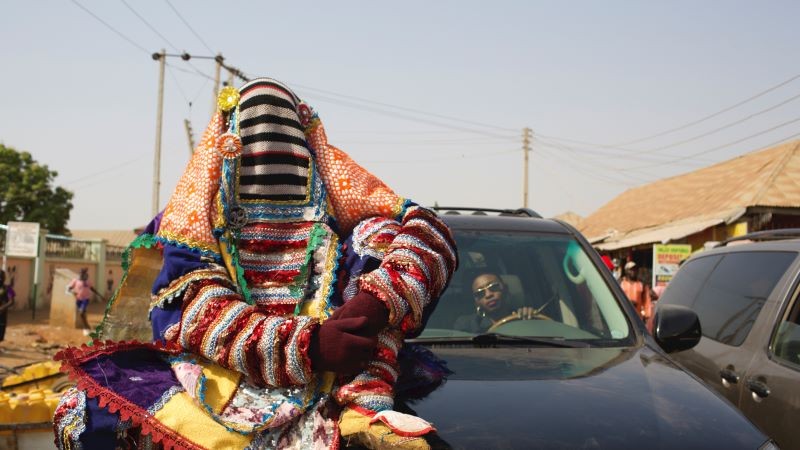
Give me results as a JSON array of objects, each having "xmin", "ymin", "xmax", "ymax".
[{"xmin": 654, "ymin": 304, "xmax": 701, "ymax": 353}]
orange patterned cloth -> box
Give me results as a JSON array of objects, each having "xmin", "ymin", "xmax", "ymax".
[
  {"xmin": 156, "ymin": 109, "xmax": 407, "ymax": 254},
  {"xmin": 305, "ymin": 119, "xmax": 406, "ymax": 234},
  {"xmin": 157, "ymin": 113, "xmax": 225, "ymax": 255}
]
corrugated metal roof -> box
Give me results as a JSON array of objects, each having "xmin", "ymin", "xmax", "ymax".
[
  {"xmin": 581, "ymin": 140, "xmax": 800, "ymax": 242},
  {"xmin": 70, "ymin": 229, "xmax": 138, "ymax": 248},
  {"xmin": 594, "ymin": 217, "xmax": 724, "ymax": 250}
]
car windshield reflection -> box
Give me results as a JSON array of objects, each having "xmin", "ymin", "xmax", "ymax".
[{"xmin": 418, "ymin": 231, "xmax": 631, "ymax": 345}]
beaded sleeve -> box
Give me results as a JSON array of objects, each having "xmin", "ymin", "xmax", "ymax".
[
  {"xmin": 152, "ymin": 270, "xmax": 318, "ymax": 388},
  {"xmin": 357, "ymin": 205, "xmax": 457, "ymax": 334}
]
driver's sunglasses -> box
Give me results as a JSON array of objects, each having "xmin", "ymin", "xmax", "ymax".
[{"xmin": 473, "ymin": 281, "xmax": 502, "ymax": 300}]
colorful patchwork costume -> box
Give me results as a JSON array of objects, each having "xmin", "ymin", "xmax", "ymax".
[{"xmin": 53, "ymin": 78, "xmax": 457, "ymax": 449}]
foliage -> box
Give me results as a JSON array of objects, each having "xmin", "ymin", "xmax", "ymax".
[{"xmin": 0, "ymin": 144, "xmax": 73, "ymax": 235}]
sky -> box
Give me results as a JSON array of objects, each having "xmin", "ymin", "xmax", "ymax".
[{"xmin": 1, "ymin": 1, "xmax": 799, "ymax": 232}]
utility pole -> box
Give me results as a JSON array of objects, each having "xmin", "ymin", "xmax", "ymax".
[
  {"xmin": 522, "ymin": 127, "xmax": 532, "ymax": 208},
  {"xmin": 152, "ymin": 49, "xmax": 166, "ymax": 217},
  {"xmin": 184, "ymin": 119, "xmax": 195, "ymax": 155},
  {"xmin": 212, "ymin": 54, "xmax": 223, "ymax": 115}
]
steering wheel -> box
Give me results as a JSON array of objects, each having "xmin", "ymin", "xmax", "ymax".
[{"xmin": 487, "ymin": 310, "xmax": 553, "ymax": 333}]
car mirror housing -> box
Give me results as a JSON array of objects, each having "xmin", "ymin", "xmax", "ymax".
[{"xmin": 654, "ymin": 304, "xmax": 702, "ymax": 353}]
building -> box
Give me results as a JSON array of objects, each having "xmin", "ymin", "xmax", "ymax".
[{"xmin": 580, "ymin": 139, "xmax": 800, "ymax": 279}]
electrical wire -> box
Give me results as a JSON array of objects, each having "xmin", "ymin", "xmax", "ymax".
[
  {"xmin": 166, "ymin": 63, "xmax": 214, "ymax": 81},
  {"xmin": 361, "ymin": 149, "xmax": 518, "ymax": 164},
  {"xmin": 626, "ymin": 116, "xmax": 800, "ymax": 170},
  {"xmin": 69, "ymin": 0, "xmax": 149, "ymax": 54},
  {"xmin": 62, "ymin": 155, "xmax": 149, "ymax": 187},
  {"xmin": 536, "ymin": 146, "xmax": 638, "ymax": 187},
  {"xmin": 629, "ymin": 90, "xmax": 800, "ymax": 155},
  {"xmin": 305, "ymin": 92, "xmax": 518, "ymax": 140},
  {"xmin": 120, "ymin": 1, "xmax": 215, "ymax": 82},
  {"xmin": 292, "ymin": 83, "xmax": 518, "ymax": 133},
  {"xmin": 536, "ymin": 135, "xmax": 715, "ymax": 165},
  {"xmin": 120, "ymin": 0, "xmax": 178, "ymax": 51},
  {"xmin": 164, "ymin": 0, "xmax": 215, "ymax": 54},
  {"xmin": 536, "ymin": 141, "xmax": 654, "ymax": 184},
  {"xmin": 612, "ymin": 71, "xmax": 800, "ymax": 146},
  {"xmin": 166, "ymin": 66, "xmax": 190, "ymax": 104}
]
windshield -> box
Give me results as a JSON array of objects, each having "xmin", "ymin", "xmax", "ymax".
[{"xmin": 418, "ymin": 230, "xmax": 631, "ymax": 343}]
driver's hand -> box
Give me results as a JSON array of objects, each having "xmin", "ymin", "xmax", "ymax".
[{"xmin": 515, "ymin": 307, "xmax": 537, "ymax": 319}]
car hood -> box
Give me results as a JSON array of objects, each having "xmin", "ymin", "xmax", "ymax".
[{"xmin": 400, "ymin": 343, "xmax": 766, "ymax": 449}]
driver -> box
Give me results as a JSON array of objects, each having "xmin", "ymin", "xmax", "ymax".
[{"xmin": 454, "ymin": 272, "xmax": 537, "ymax": 333}]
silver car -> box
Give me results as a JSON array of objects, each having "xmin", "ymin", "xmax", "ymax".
[{"xmin": 655, "ymin": 230, "xmax": 800, "ymax": 449}]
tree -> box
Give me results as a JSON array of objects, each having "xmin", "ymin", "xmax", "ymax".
[{"xmin": 0, "ymin": 144, "xmax": 73, "ymax": 235}]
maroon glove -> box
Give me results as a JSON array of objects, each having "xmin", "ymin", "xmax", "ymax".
[
  {"xmin": 309, "ymin": 316, "xmax": 378, "ymax": 374},
  {"xmin": 330, "ymin": 291, "xmax": 389, "ymax": 337}
]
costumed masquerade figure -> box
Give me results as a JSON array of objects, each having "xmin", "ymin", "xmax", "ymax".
[{"xmin": 53, "ymin": 78, "xmax": 457, "ymax": 449}]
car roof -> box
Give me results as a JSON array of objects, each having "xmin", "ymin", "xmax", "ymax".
[
  {"xmin": 438, "ymin": 212, "xmax": 573, "ymax": 235},
  {"xmin": 694, "ymin": 238, "xmax": 800, "ymax": 258}
]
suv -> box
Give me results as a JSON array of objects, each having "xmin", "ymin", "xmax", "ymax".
[
  {"xmin": 396, "ymin": 208, "xmax": 773, "ymax": 449},
  {"xmin": 654, "ymin": 230, "xmax": 800, "ymax": 449}
]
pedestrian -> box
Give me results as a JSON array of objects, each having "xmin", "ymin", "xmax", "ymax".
[
  {"xmin": 106, "ymin": 269, "xmax": 114, "ymax": 296},
  {"xmin": 67, "ymin": 268, "xmax": 98, "ymax": 334},
  {"xmin": 620, "ymin": 261, "xmax": 652, "ymax": 322},
  {"xmin": 0, "ymin": 268, "xmax": 16, "ymax": 343}
]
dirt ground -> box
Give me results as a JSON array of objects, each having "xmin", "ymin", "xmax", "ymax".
[{"xmin": 0, "ymin": 301, "xmax": 107, "ymax": 380}]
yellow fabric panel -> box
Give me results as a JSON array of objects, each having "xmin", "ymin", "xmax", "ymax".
[
  {"xmin": 153, "ymin": 391, "xmax": 251, "ymax": 449},
  {"xmin": 200, "ymin": 363, "xmax": 242, "ymax": 415},
  {"xmin": 98, "ymin": 246, "xmax": 163, "ymax": 342}
]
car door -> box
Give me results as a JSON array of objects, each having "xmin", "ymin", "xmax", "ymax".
[
  {"xmin": 666, "ymin": 251, "xmax": 797, "ymax": 407},
  {"xmin": 737, "ymin": 274, "xmax": 800, "ymax": 449}
]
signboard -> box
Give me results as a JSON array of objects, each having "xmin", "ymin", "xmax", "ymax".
[
  {"xmin": 652, "ymin": 244, "xmax": 691, "ymax": 288},
  {"xmin": 5, "ymin": 221, "xmax": 40, "ymax": 258}
]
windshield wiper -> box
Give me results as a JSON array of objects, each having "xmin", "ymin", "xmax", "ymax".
[
  {"xmin": 408, "ymin": 334, "xmax": 589, "ymax": 348},
  {"xmin": 472, "ymin": 333, "xmax": 589, "ymax": 348}
]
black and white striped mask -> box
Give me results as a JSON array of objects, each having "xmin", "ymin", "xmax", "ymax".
[{"xmin": 237, "ymin": 78, "xmax": 311, "ymax": 202}]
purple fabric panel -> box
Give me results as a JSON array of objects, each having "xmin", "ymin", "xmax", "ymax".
[
  {"xmin": 151, "ymin": 304, "xmax": 182, "ymax": 342},
  {"xmin": 143, "ymin": 210, "xmax": 164, "ymax": 236},
  {"xmin": 81, "ymin": 348, "xmax": 179, "ymax": 409},
  {"xmin": 152, "ymin": 244, "xmax": 206, "ymax": 294},
  {"xmin": 81, "ymin": 396, "xmax": 119, "ymax": 449}
]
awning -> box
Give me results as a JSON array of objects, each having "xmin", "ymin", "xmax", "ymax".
[{"xmin": 594, "ymin": 217, "xmax": 723, "ymax": 251}]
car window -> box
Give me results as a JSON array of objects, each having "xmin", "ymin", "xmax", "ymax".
[
  {"xmin": 773, "ymin": 288, "xmax": 800, "ymax": 369},
  {"xmin": 660, "ymin": 254, "xmax": 722, "ymax": 307},
  {"xmin": 691, "ymin": 251, "xmax": 796, "ymax": 346},
  {"xmin": 420, "ymin": 230, "xmax": 631, "ymax": 343}
]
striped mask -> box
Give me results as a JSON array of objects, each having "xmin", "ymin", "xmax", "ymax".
[{"xmin": 237, "ymin": 78, "xmax": 311, "ymax": 202}]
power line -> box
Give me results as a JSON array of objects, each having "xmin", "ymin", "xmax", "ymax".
[
  {"xmin": 362, "ymin": 149, "xmax": 518, "ymax": 164},
  {"xmin": 536, "ymin": 135, "xmax": 714, "ymax": 166},
  {"xmin": 166, "ymin": 62, "xmax": 214, "ymax": 81},
  {"xmin": 166, "ymin": 66, "xmax": 190, "ymax": 104},
  {"xmin": 69, "ymin": 0, "xmax": 149, "ymax": 54},
  {"xmin": 632, "ymin": 89, "xmax": 800, "ymax": 155},
  {"xmin": 62, "ymin": 154, "xmax": 149, "ymax": 187},
  {"xmin": 293, "ymin": 82, "xmax": 518, "ymax": 134},
  {"xmin": 305, "ymin": 92, "xmax": 517, "ymax": 140},
  {"xmin": 627, "ymin": 116, "xmax": 800, "ymax": 170},
  {"xmin": 613, "ymin": 71, "xmax": 800, "ymax": 147},
  {"xmin": 536, "ymin": 141, "xmax": 654, "ymax": 184},
  {"xmin": 536, "ymin": 146, "xmax": 638, "ymax": 187},
  {"xmin": 119, "ymin": 1, "xmax": 215, "ymax": 82},
  {"xmin": 120, "ymin": 0, "xmax": 178, "ymax": 51},
  {"xmin": 164, "ymin": 0, "xmax": 215, "ymax": 54},
  {"xmin": 337, "ymin": 136, "xmax": 517, "ymax": 145}
]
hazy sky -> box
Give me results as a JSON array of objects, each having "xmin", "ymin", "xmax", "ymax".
[{"xmin": 2, "ymin": 1, "xmax": 799, "ymax": 231}]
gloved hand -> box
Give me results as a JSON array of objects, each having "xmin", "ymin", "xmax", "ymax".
[
  {"xmin": 310, "ymin": 316, "xmax": 378, "ymax": 374},
  {"xmin": 330, "ymin": 291, "xmax": 389, "ymax": 337}
]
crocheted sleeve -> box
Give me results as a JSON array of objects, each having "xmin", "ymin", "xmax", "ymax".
[
  {"xmin": 151, "ymin": 265, "xmax": 317, "ymax": 388},
  {"xmin": 356, "ymin": 205, "xmax": 458, "ymax": 334}
]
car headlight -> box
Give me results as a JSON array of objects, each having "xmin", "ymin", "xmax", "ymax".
[{"xmin": 759, "ymin": 440, "xmax": 780, "ymax": 450}]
